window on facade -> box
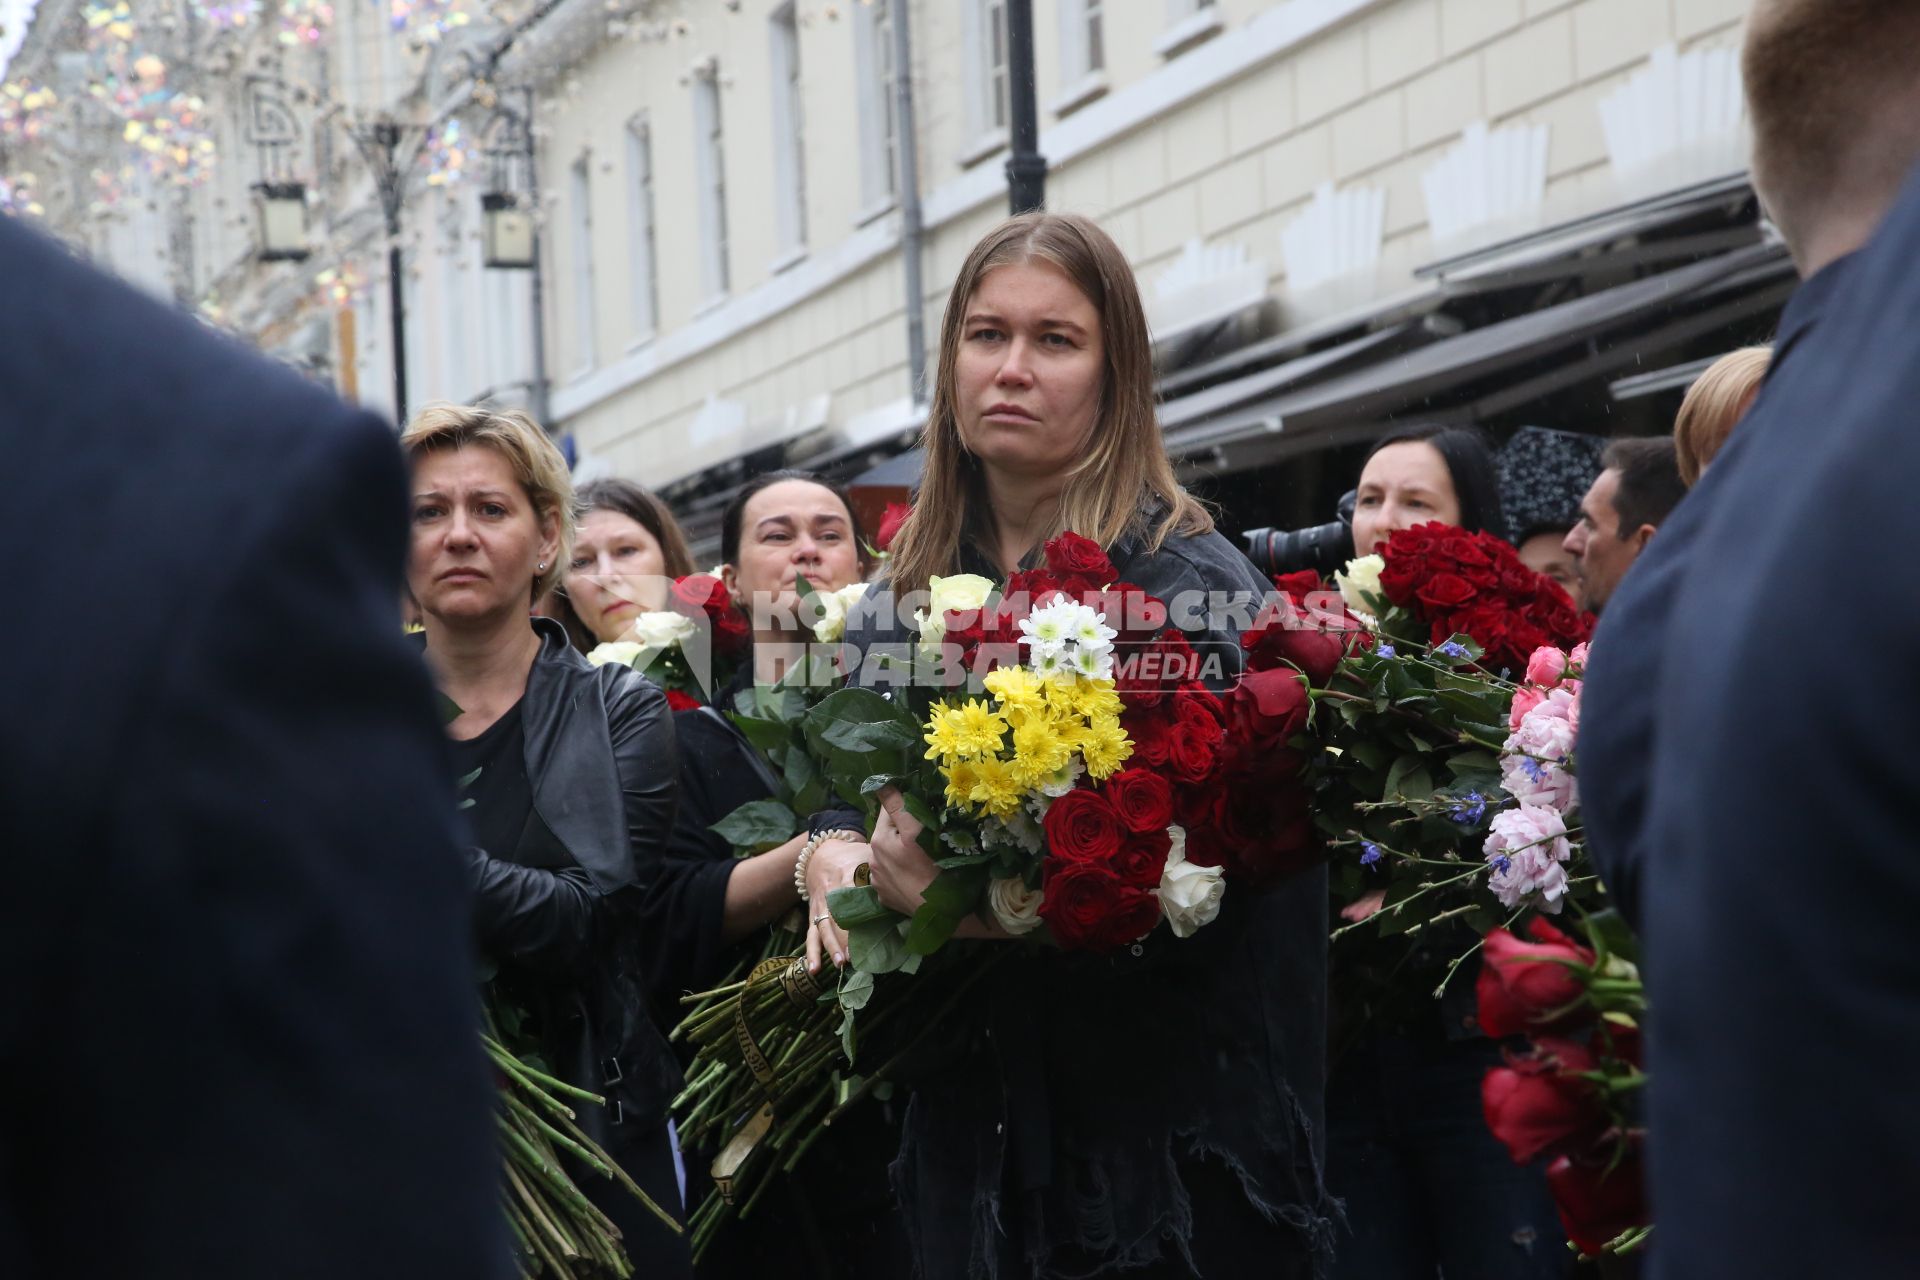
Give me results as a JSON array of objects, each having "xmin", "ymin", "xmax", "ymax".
[
  {"xmin": 625, "ymin": 115, "xmax": 659, "ymax": 337},
  {"xmin": 692, "ymin": 65, "xmax": 731, "ymax": 299},
  {"xmin": 568, "ymin": 154, "xmax": 596, "ymax": 370},
  {"xmin": 769, "ymin": 4, "xmax": 808, "ymax": 256},
  {"xmin": 1060, "ymin": 0, "xmax": 1106, "ymax": 82},
  {"xmin": 1087, "ymin": 0, "xmax": 1105, "ymax": 72},
  {"xmin": 855, "ymin": 0, "xmax": 899, "ymax": 209},
  {"xmin": 986, "ymin": 0, "xmax": 1009, "ymax": 131}
]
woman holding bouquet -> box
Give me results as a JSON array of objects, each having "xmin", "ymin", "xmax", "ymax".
[
  {"xmin": 402, "ymin": 405, "xmax": 692, "ymax": 1278},
  {"xmin": 554, "ymin": 477, "xmax": 698, "ymax": 650},
  {"xmin": 802, "ymin": 213, "xmax": 1337, "ymax": 1279},
  {"xmin": 630, "ymin": 469, "xmax": 910, "ymax": 1278}
]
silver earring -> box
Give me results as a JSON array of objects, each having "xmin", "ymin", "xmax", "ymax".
[{"xmin": 537, "ymin": 561, "xmax": 547, "ymax": 571}]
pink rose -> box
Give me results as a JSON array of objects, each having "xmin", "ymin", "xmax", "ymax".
[
  {"xmin": 1525, "ymin": 647, "xmax": 1569, "ymax": 687},
  {"xmin": 1509, "ymin": 687, "xmax": 1545, "ymax": 730},
  {"xmin": 1502, "ymin": 690, "xmax": 1580, "ymax": 813},
  {"xmin": 1568, "ymin": 642, "xmax": 1590, "ymax": 671},
  {"xmin": 1484, "ymin": 804, "xmax": 1574, "ymax": 911}
]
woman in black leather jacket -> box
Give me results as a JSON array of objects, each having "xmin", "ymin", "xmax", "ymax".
[{"xmin": 401, "ymin": 404, "xmax": 691, "ymax": 1278}]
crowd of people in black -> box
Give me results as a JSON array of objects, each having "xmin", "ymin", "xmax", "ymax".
[{"xmin": 8, "ymin": 1, "xmax": 1920, "ymax": 1277}]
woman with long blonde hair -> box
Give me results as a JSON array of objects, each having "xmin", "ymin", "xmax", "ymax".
[{"xmin": 800, "ymin": 213, "xmax": 1335, "ymax": 1279}]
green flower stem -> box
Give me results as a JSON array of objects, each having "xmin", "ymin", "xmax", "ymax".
[
  {"xmin": 488, "ymin": 1039, "xmax": 602, "ymax": 1110},
  {"xmin": 504, "ymin": 1093, "xmax": 617, "ymax": 1182},
  {"xmin": 504, "ymin": 1159, "xmax": 583, "ymax": 1271}
]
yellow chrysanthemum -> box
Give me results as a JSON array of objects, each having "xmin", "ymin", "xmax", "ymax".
[
  {"xmin": 1078, "ymin": 712, "xmax": 1134, "ymax": 781},
  {"xmin": 924, "ymin": 698, "xmax": 1008, "ymax": 763},
  {"xmin": 984, "ymin": 666, "xmax": 1047, "ymax": 724},
  {"xmin": 1009, "ymin": 716, "xmax": 1072, "ymax": 791},
  {"xmin": 944, "ymin": 757, "xmax": 985, "ymax": 811},
  {"xmin": 965, "ymin": 756, "xmax": 1026, "ymax": 819}
]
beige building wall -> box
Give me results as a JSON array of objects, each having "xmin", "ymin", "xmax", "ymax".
[{"xmin": 536, "ymin": 0, "xmax": 1753, "ymax": 491}]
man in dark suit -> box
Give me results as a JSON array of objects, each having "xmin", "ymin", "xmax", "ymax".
[
  {"xmin": 1580, "ymin": 2, "xmax": 1920, "ymax": 1273},
  {"xmin": 0, "ymin": 220, "xmax": 509, "ymax": 1275}
]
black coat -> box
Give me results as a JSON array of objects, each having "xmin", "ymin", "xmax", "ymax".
[
  {"xmin": 1583, "ymin": 160, "xmax": 1920, "ymax": 1278},
  {"xmin": 0, "ymin": 216, "xmax": 508, "ymax": 1278},
  {"xmin": 460, "ymin": 619, "xmax": 685, "ymax": 1141}
]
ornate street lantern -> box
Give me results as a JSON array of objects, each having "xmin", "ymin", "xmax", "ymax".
[
  {"xmin": 481, "ymin": 190, "xmax": 535, "ymax": 269},
  {"xmin": 253, "ymin": 181, "xmax": 310, "ymax": 261},
  {"xmin": 480, "ymin": 102, "xmax": 536, "ymax": 270}
]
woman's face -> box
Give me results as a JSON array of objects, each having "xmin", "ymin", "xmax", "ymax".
[
  {"xmin": 564, "ymin": 508, "xmax": 670, "ymax": 643},
  {"xmin": 725, "ymin": 479, "xmax": 863, "ymax": 624},
  {"xmin": 1351, "ymin": 441, "xmax": 1463, "ymax": 553},
  {"xmin": 953, "ymin": 260, "xmax": 1105, "ymax": 479},
  {"xmin": 407, "ymin": 445, "xmax": 557, "ymax": 629}
]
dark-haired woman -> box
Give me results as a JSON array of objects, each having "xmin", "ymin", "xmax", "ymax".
[
  {"xmin": 552, "ymin": 477, "xmax": 699, "ymax": 651},
  {"xmin": 634, "ymin": 470, "xmax": 909, "ymax": 1278},
  {"xmin": 1328, "ymin": 424, "xmax": 1565, "ymax": 1280},
  {"xmin": 802, "ymin": 211, "xmax": 1335, "ymax": 1279}
]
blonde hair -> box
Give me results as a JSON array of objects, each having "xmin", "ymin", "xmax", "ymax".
[
  {"xmin": 887, "ymin": 212, "xmax": 1211, "ymax": 602},
  {"xmin": 1673, "ymin": 346, "xmax": 1771, "ymax": 487},
  {"xmin": 400, "ymin": 403, "xmax": 577, "ymax": 601}
]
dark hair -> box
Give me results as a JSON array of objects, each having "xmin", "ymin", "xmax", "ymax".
[
  {"xmin": 1365, "ymin": 424, "xmax": 1508, "ymax": 540},
  {"xmin": 1601, "ymin": 437, "xmax": 1686, "ymax": 536},
  {"xmin": 574, "ymin": 478, "xmax": 697, "ymax": 578},
  {"xmin": 720, "ymin": 469, "xmax": 872, "ymax": 570}
]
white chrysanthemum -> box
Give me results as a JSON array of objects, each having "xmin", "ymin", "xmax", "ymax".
[
  {"xmin": 1037, "ymin": 755, "xmax": 1085, "ymax": 798},
  {"xmin": 1069, "ymin": 644, "xmax": 1115, "ymax": 681},
  {"xmin": 1031, "ymin": 647, "xmax": 1069, "ymax": 679},
  {"xmin": 1066, "ymin": 603, "xmax": 1117, "ymax": 652}
]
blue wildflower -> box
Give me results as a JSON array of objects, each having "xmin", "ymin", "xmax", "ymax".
[
  {"xmin": 1435, "ymin": 640, "xmax": 1470, "ymax": 660},
  {"xmin": 1519, "ymin": 757, "xmax": 1548, "ymax": 784},
  {"xmin": 1376, "ymin": 644, "xmax": 1397, "ymax": 659},
  {"xmin": 1449, "ymin": 791, "xmax": 1486, "ymax": 825},
  {"xmin": 1490, "ymin": 854, "xmax": 1513, "ymax": 875},
  {"xmin": 1360, "ymin": 842, "xmax": 1384, "ymax": 868}
]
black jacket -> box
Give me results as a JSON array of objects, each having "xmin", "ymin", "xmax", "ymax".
[
  {"xmin": 0, "ymin": 216, "xmax": 508, "ymax": 1278},
  {"xmin": 463, "ymin": 619, "xmax": 684, "ymax": 1139}
]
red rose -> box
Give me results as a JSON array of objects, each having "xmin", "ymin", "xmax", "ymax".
[
  {"xmin": 1102, "ymin": 768, "xmax": 1175, "ymax": 834},
  {"xmin": 1481, "ymin": 1036, "xmax": 1605, "ymax": 1165},
  {"xmin": 875, "ymin": 502, "xmax": 911, "ymax": 552},
  {"xmin": 1041, "ymin": 789, "xmax": 1127, "ymax": 864},
  {"xmin": 1228, "ymin": 667, "xmax": 1311, "ymax": 745},
  {"xmin": 1272, "ymin": 570, "xmax": 1325, "ymax": 603},
  {"xmin": 1546, "ymin": 1133, "xmax": 1648, "ymax": 1255},
  {"xmin": 1044, "ymin": 531, "xmax": 1116, "ymax": 584},
  {"xmin": 1111, "ymin": 827, "xmax": 1173, "ymax": 887},
  {"xmin": 1166, "ymin": 695, "xmax": 1225, "ymax": 783},
  {"xmin": 1085, "ymin": 582, "xmax": 1167, "ymax": 644},
  {"xmin": 710, "ymin": 602, "xmax": 751, "ymax": 656},
  {"xmin": 1476, "ymin": 919, "xmax": 1597, "ymax": 1038},
  {"xmin": 664, "ymin": 688, "xmax": 704, "ymax": 712},
  {"xmin": 1038, "ymin": 861, "xmax": 1161, "ymax": 952},
  {"xmin": 1123, "ymin": 705, "xmax": 1174, "ymax": 766},
  {"xmin": 1243, "ymin": 620, "xmax": 1344, "ymax": 686},
  {"xmin": 1416, "ymin": 572, "xmax": 1477, "ymax": 611},
  {"xmin": 671, "ymin": 573, "xmax": 728, "ymax": 618}
]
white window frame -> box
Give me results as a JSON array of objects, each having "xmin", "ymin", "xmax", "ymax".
[
  {"xmin": 568, "ymin": 153, "xmax": 596, "ymax": 374},
  {"xmin": 768, "ymin": 4, "xmax": 808, "ymax": 264},
  {"xmin": 1156, "ymin": 0, "xmax": 1224, "ymax": 59},
  {"xmin": 852, "ymin": 0, "xmax": 899, "ymax": 220},
  {"xmin": 959, "ymin": 0, "xmax": 1010, "ymax": 165},
  {"xmin": 691, "ymin": 63, "xmax": 731, "ymax": 303},
  {"xmin": 624, "ymin": 114, "xmax": 659, "ymax": 343},
  {"xmin": 1052, "ymin": 0, "xmax": 1110, "ymax": 117}
]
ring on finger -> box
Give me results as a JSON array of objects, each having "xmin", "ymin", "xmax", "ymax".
[{"xmin": 813, "ymin": 913, "xmax": 832, "ymax": 924}]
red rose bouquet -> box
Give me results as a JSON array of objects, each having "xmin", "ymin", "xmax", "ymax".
[{"xmin": 586, "ymin": 572, "xmax": 752, "ymax": 710}]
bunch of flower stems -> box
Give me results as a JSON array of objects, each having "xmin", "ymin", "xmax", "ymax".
[
  {"xmin": 671, "ymin": 930, "xmax": 1007, "ymax": 1261},
  {"xmin": 485, "ymin": 1010, "xmax": 682, "ymax": 1278}
]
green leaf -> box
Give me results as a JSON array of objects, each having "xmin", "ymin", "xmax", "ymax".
[
  {"xmin": 837, "ymin": 967, "xmax": 876, "ymax": 1012},
  {"xmin": 847, "ymin": 918, "xmax": 912, "ymax": 973},
  {"xmin": 733, "ymin": 715, "xmax": 794, "ymax": 754},
  {"xmin": 897, "ymin": 791, "xmax": 944, "ymax": 859},
  {"xmin": 1444, "ymin": 749, "xmax": 1501, "ymax": 779},
  {"xmin": 708, "ymin": 799, "xmax": 800, "ymax": 849},
  {"xmin": 784, "ymin": 745, "xmax": 821, "ymax": 800},
  {"xmin": 919, "ymin": 865, "xmax": 989, "ymax": 915},
  {"xmin": 860, "ymin": 773, "xmax": 899, "ymax": 796},
  {"xmin": 903, "ymin": 902, "xmax": 964, "ymax": 955},
  {"xmin": 821, "ymin": 717, "xmax": 921, "ymax": 752},
  {"xmin": 1383, "ymin": 754, "xmax": 1422, "ymax": 800},
  {"xmin": 827, "ymin": 885, "xmax": 896, "ymax": 928}
]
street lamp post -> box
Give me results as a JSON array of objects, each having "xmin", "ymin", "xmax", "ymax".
[
  {"xmin": 346, "ymin": 118, "xmax": 424, "ymax": 424},
  {"xmin": 1004, "ymin": 0, "xmax": 1047, "ymax": 215}
]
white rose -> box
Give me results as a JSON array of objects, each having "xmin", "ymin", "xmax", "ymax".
[
  {"xmin": 1156, "ymin": 826, "xmax": 1225, "ymax": 938},
  {"xmin": 586, "ymin": 640, "xmax": 644, "ymax": 668},
  {"xmin": 811, "ymin": 581, "xmax": 870, "ymax": 644},
  {"xmin": 631, "ymin": 610, "xmax": 698, "ymax": 651},
  {"xmin": 988, "ymin": 875, "xmax": 1045, "ymax": 936},
  {"xmin": 1336, "ymin": 554, "xmax": 1386, "ymax": 616},
  {"xmin": 913, "ymin": 572, "xmax": 995, "ymax": 655}
]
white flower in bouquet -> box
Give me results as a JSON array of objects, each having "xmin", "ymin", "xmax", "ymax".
[
  {"xmin": 631, "ymin": 609, "xmax": 700, "ymax": 651},
  {"xmin": 1484, "ymin": 804, "xmax": 1573, "ymax": 911},
  {"xmin": 914, "ymin": 573, "xmax": 995, "ymax": 655},
  {"xmin": 810, "ymin": 581, "xmax": 870, "ymax": 644},
  {"xmin": 1036, "ymin": 755, "xmax": 1085, "ymax": 799},
  {"xmin": 985, "ymin": 807, "xmax": 1046, "ymax": 855},
  {"xmin": 1336, "ymin": 554, "xmax": 1386, "ymax": 620},
  {"xmin": 988, "ymin": 875, "xmax": 1046, "ymax": 935},
  {"xmin": 586, "ymin": 640, "xmax": 645, "ymax": 667},
  {"xmin": 1020, "ymin": 595, "xmax": 1117, "ymax": 678},
  {"xmin": 1157, "ymin": 826, "xmax": 1226, "ymax": 938}
]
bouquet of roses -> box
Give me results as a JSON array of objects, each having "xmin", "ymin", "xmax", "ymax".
[
  {"xmin": 1477, "ymin": 912, "xmax": 1649, "ymax": 1258},
  {"xmin": 586, "ymin": 573, "xmax": 753, "ymax": 709},
  {"xmin": 1336, "ymin": 522, "xmax": 1590, "ymax": 677}
]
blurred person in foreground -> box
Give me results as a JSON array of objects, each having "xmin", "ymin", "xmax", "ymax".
[
  {"xmin": 0, "ymin": 218, "xmax": 507, "ymax": 1276},
  {"xmin": 1673, "ymin": 345, "xmax": 1771, "ymax": 487},
  {"xmin": 1581, "ymin": 1, "xmax": 1920, "ymax": 1273},
  {"xmin": 1560, "ymin": 438, "xmax": 1685, "ymax": 616}
]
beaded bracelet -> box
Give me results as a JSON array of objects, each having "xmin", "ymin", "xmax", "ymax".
[{"xmin": 794, "ymin": 828, "xmax": 865, "ymax": 902}]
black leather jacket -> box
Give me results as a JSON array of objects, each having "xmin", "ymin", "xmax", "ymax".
[{"xmin": 461, "ymin": 618, "xmax": 683, "ymax": 1137}]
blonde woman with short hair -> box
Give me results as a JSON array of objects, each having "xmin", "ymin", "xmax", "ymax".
[
  {"xmin": 401, "ymin": 403, "xmax": 693, "ymax": 1277},
  {"xmin": 1673, "ymin": 345, "xmax": 1771, "ymax": 486}
]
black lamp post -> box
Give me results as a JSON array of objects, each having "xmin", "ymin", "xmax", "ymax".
[
  {"xmin": 346, "ymin": 118, "xmax": 425, "ymax": 424},
  {"xmin": 1004, "ymin": 0, "xmax": 1047, "ymax": 214}
]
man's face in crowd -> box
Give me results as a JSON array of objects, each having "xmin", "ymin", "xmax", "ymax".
[{"xmin": 1562, "ymin": 468, "xmax": 1651, "ymax": 613}]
